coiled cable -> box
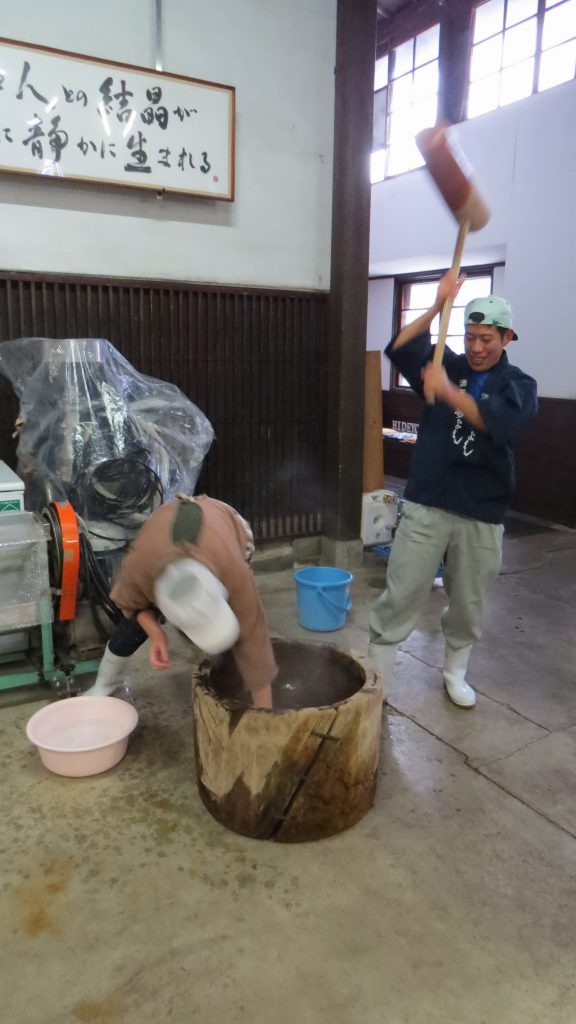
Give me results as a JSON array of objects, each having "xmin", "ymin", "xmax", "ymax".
[{"xmin": 70, "ymin": 450, "xmax": 163, "ymax": 546}]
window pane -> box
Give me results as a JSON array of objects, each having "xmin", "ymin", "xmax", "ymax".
[
  {"xmin": 468, "ymin": 72, "xmax": 501, "ymax": 116},
  {"xmin": 470, "ymin": 35, "xmax": 503, "ymax": 81},
  {"xmin": 401, "ymin": 307, "xmax": 427, "ymax": 326},
  {"xmin": 500, "ymin": 57, "xmax": 534, "ymax": 103},
  {"xmin": 546, "ymin": 0, "xmax": 566, "ymax": 6},
  {"xmin": 457, "ymin": 276, "xmax": 493, "ymax": 305},
  {"xmin": 473, "ymin": 0, "xmax": 505, "ymax": 43},
  {"xmin": 389, "ymin": 72, "xmax": 413, "ymax": 112},
  {"xmin": 415, "ymin": 24, "xmax": 440, "ymax": 66},
  {"xmin": 506, "ymin": 0, "xmax": 538, "ymax": 27},
  {"xmin": 387, "ymin": 111, "xmax": 410, "ymax": 145},
  {"xmin": 392, "ymin": 39, "xmax": 414, "ymax": 78},
  {"xmin": 374, "ymin": 54, "xmax": 389, "ymax": 91},
  {"xmin": 542, "ymin": 0, "xmax": 576, "ymax": 49},
  {"xmin": 413, "ymin": 61, "xmax": 439, "ymax": 100},
  {"xmin": 373, "ymin": 88, "xmax": 387, "ymax": 148},
  {"xmin": 402, "ymin": 310, "xmax": 442, "ymax": 335},
  {"xmin": 444, "ymin": 310, "xmax": 464, "ymax": 335},
  {"xmin": 538, "ymin": 37, "xmax": 576, "ymax": 87},
  {"xmin": 405, "ymin": 279, "xmax": 492, "ymax": 312},
  {"xmin": 503, "ymin": 18, "xmax": 537, "ymax": 66},
  {"xmin": 407, "ymin": 282, "xmax": 438, "ymax": 308},
  {"xmin": 409, "ymin": 95, "xmax": 438, "ymax": 134},
  {"xmin": 370, "ymin": 149, "xmax": 386, "ymax": 184},
  {"xmin": 442, "ymin": 335, "xmax": 466, "ymax": 355},
  {"xmin": 449, "ymin": 315, "xmax": 465, "ymax": 337},
  {"xmin": 431, "ymin": 332, "xmax": 472, "ymax": 348},
  {"xmin": 387, "ymin": 137, "xmax": 423, "ymax": 176},
  {"xmin": 373, "ymin": 28, "xmax": 442, "ymax": 181}
]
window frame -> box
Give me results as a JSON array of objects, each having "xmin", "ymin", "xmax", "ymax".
[
  {"xmin": 372, "ymin": 22, "xmax": 441, "ymax": 182},
  {"xmin": 465, "ymin": 0, "xmax": 576, "ymax": 118},
  {"xmin": 388, "ymin": 264, "xmax": 502, "ymax": 390},
  {"xmin": 376, "ymin": 0, "xmax": 473, "ymax": 130},
  {"xmin": 373, "ymin": 0, "xmax": 576, "ymax": 177}
]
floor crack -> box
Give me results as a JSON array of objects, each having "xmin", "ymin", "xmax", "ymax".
[
  {"xmin": 400, "ymin": 648, "xmax": 553, "ymax": 731},
  {"xmin": 464, "ymin": 731, "xmax": 551, "ymax": 770},
  {"xmin": 471, "ymin": 769, "xmax": 576, "ymax": 841},
  {"xmin": 387, "ymin": 706, "xmax": 576, "ymax": 842}
]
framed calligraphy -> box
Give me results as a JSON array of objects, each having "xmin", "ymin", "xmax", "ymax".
[{"xmin": 0, "ymin": 37, "xmax": 235, "ymax": 200}]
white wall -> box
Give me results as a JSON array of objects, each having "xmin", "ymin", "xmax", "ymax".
[
  {"xmin": 0, "ymin": 0, "xmax": 336, "ymax": 290},
  {"xmin": 366, "ymin": 278, "xmax": 394, "ymax": 352},
  {"xmin": 366, "ymin": 277, "xmax": 393, "ymax": 392},
  {"xmin": 369, "ymin": 79, "xmax": 576, "ymax": 399}
]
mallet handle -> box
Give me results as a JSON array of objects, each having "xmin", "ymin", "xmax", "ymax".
[{"xmin": 427, "ymin": 219, "xmax": 470, "ymax": 404}]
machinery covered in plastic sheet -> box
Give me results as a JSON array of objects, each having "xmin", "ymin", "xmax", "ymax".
[{"xmin": 0, "ymin": 337, "xmax": 214, "ymax": 549}]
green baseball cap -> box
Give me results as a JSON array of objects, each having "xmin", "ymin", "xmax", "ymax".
[{"xmin": 464, "ymin": 296, "xmax": 518, "ymax": 340}]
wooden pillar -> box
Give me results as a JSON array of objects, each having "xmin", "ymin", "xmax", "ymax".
[
  {"xmin": 324, "ymin": 0, "xmax": 378, "ymax": 541},
  {"xmin": 439, "ymin": 2, "xmax": 474, "ymax": 126}
]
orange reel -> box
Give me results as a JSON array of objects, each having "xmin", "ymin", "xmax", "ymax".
[{"xmin": 50, "ymin": 501, "xmax": 80, "ymax": 621}]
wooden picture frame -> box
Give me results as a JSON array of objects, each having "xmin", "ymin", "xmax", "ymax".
[{"xmin": 0, "ymin": 37, "xmax": 235, "ymax": 200}]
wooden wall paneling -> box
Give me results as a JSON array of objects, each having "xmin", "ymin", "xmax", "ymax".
[
  {"xmin": 0, "ymin": 272, "xmax": 329, "ymax": 541},
  {"xmin": 512, "ymin": 397, "xmax": 576, "ymax": 528}
]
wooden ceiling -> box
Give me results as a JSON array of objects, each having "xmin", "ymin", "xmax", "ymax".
[
  {"xmin": 376, "ymin": 0, "xmax": 422, "ymax": 23},
  {"xmin": 376, "ymin": 0, "xmax": 449, "ymax": 52}
]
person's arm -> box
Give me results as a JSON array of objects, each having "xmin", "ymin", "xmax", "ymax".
[
  {"xmin": 135, "ymin": 609, "xmax": 172, "ymax": 670},
  {"xmin": 475, "ymin": 371, "xmax": 537, "ymax": 445},
  {"xmin": 421, "ymin": 361, "xmax": 487, "ymax": 431},
  {"xmin": 391, "ymin": 270, "xmax": 464, "ymax": 351},
  {"xmin": 227, "ymin": 569, "xmax": 277, "ymax": 710},
  {"xmin": 250, "ymin": 682, "xmax": 274, "ymax": 710}
]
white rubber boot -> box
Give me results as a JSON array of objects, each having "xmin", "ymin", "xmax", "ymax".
[
  {"xmin": 443, "ymin": 645, "xmax": 476, "ymax": 708},
  {"xmin": 85, "ymin": 647, "xmax": 130, "ymax": 697},
  {"xmin": 368, "ymin": 642, "xmax": 397, "ymax": 703}
]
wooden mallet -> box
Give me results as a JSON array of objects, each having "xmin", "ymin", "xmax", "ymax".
[{"xmin": 416, "ymin": 123, "xmax": 491, "ymax": 402}]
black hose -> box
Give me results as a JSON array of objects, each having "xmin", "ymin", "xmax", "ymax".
[
  {"xmin": 78, "ymin": 532, "xmax": 122, "ymax": 639},
  {"xmin": 70, "ymin": 451, "xmax": 163, "ymax": 546},
  {"xmin": 42, "ymin": 504, "xmax": 64, "ymax": 594}
]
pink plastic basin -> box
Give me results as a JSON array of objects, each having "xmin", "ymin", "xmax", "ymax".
[{"xmin": 26, "ymin": 696, "xmax": 139, "ymax": 777}]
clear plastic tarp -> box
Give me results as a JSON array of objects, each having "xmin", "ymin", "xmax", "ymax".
[
  {"xmin": 0, "ymin": 337, "xmax": 214, "ymax": 546},
  {"xmin": 0, "ymin": 511, "xmax": 52, "ymax": 630}
]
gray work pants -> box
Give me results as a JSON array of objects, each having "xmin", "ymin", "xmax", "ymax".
[{"xmin": 369, "ymin": 501, "xmax": 503, "ymax": 652}]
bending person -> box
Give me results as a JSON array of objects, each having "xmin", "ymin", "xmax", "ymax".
[{"xmin": 85, "ymin": 495, "xmax": 277, "ymax": 709}]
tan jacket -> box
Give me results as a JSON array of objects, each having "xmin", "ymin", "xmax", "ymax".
[{"xmin": 110, "ymin": 496, "xmax": 277, "ymax": 695}]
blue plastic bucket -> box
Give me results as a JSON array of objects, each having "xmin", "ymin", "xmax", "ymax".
[{"xmin": 294, "ymin": 566, "xmax": 353, "ymax": 632}]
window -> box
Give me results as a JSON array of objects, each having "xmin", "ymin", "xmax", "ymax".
[
  {"xmin": 393, "ymin": 271, "xmax": 494, "ymax": 387},
  {"xmin": 539, "ymin": 0, "xmax": 576, "ymax": 91},
  {"xmin": 468, "ymin": 0, "xmax": 576, "ymax": 118},
  {"xmin": 371, "ymin": 24, "xmax": 440, "ymax": 184}
]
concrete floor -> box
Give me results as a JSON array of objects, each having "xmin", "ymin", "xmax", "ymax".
[{"xmin": 1, "ymin": 515, "xmax": 576, "ymax": 1023}]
